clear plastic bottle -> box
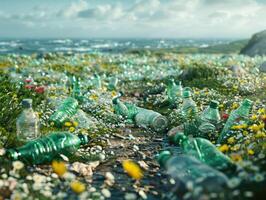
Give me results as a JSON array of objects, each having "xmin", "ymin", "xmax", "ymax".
[
  {"xmin": 16, "ymin": 99, "xmax": 40, "ymax": 141},
  {"xmin": 218, "ymin": 99, "xmax": 253, "ymax": 144},
  {"xmin": 134, "ymin": 108, "xmax": 168, "ymax": 132},
  {"xmin": 181, "ymin": 90, "xmax": 198, "ymax": 119}
]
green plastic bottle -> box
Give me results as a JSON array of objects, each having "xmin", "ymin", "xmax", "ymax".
[
  {"xmin": 167, "ymin": 79, "xmax": 182, "ymax": 106},
  {"xmin": 6, "ymin": 132, "xmax": 89, "ymax": 164},
  {"xmin": 218, "ymin": 99, "xmax": 253, "ymax": 144},
  {"xmin": 181, "ymin": 90, "xmax": 198, "ymax": 119},
  {"xmin": 112, "ymin": 96, "xmax": 138, "ymax": 122},
  {"xmin": 197, "ymin": 100, "xmax": 221, "ymax": 137},
  {"xmin": 157, "ymin": 151, "xmax": 229, "ymax": 196},
  {"xmin": 134, "ymin": 108, "xmax": 168, "ymax": 132},
  {"xmin": 49, "ymin": 97, "xmax": 79, "ymax": 127},
  {"xmin": 170, "ymin": 132, "xmax": 234, "ymax": 171}
]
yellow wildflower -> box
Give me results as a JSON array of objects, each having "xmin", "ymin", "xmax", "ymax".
[
  {"xmin": 194, "ymin": 91, "xmax": 200, "ymax": 95},
  {"xmin": 52, "ymin": 160, "xmax": 67, "ymax": 176},
  {"xmin": 70, "ymin": 180, "xmax": 86, "ymax": 194},
  {"xmin": 258, "ymin": 122, "xmax": 265, "ymax": 129},
  {"xmin": 247, "ymin": 149, "xmax": 254, "ymax": 155},
  {"xmin": 111, "ymin": 91, "xmax": 117, "ymax": 97},
  {"xmin": 64, "ymin": 122, "xmax": 72, "ymax": 127},
  {"xmin": 227, "ymin": 137, "xmax": 235, "ymax": 144},
  {"xmin": 231, "ymin": 125, "xmax": 242, "ymax": 130},
  {"xmin": 218, "ymin": 144, "xmax": 229, "ymax": 153},
  {"xmin": 258, "ymin": 108, "xmax": 265, "ymax": 114},
  {"xmin": 249, "ymin": 124, "xmax": 260, "ymax": 132},
  {"xmin": 230, "ymin": 154, "xmax": 242, "ymax": 162},
  {"xmin": 73, "ymin": 121, "xmax": 79, "ymax": 127},
  {"xmin": 231, "ymin": 102, "xmax": 239, "ymax": 110},
  {"xmin": 69, "ymin": 127, "xmax": 75, "ymax": 132},
  {"xmin": 122, "ymin": 160, "xmax": 143, "ymax": 180},
  {"xmin": 89, "ymin": 94, "xmax": 99, "ymax": 101},
  {"xmin": 231, "ymin": 144, "xmax": 241, "ymax": 151},
  {"xmin": 250, "ymin": 114, "xmax": 258, "ymax": 121},
  {"xmin": 241, "ymin": 124, "xmax": 248, "ymax": 129},
  {"xmin": 255, "ymin": 131, "xmax": 266, "ymax": 138},
  {"xmin": 243, "ymin": 131, "xmax": 249, "ymax": 136}
]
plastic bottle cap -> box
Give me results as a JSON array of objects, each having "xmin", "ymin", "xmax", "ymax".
[
  {"xmin": 78, "ymin": 134, "xmax": 90, "ymax": 145},
  {"xmin": 242, "ymin": 99, "xmax": 253, "ymax": 107},
  {"xmin": 173, "ymin": 132, "xmax": 187, "ymax": 145},
  {"xmin": 157, "ymin": 151, "xmax": 171, "ymax": 167},
  {"xmin": 183, "ymin": 90, "xmax": 191, "ymax": 98},
  {"xmin": 209, "ymin": 100, "xmax": 219, "ymax": 109},
  {"xmin": 22, "ymin": 99, "xmax": 32, "ymax": 108}
]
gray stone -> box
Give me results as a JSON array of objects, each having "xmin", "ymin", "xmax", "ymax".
[
  {"xmin": 259, "ymin": 61, "xmax": 266, "ymax": 73},
  {"xmin": 228, "ymin": 65, "xmax": 246, "ymax": 76},
  {"xmin": 240, "ymin": 30, "xmax": 266, "ymax": 57}
]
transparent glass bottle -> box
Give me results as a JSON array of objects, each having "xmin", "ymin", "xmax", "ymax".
[{"xmin": 16, "ymin": 99, "xmax": 40, "ymax": 141}]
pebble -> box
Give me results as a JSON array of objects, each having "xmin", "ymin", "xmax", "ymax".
[
  {"xmin": 101, "ymin": 188, "xmax": 111, "ymax": 198},
  {"xmin": 138, "ymin": 190, "xmax": 147, "ymax": 199},
  {"xmin": 125, "ymin": 193, "xmax": 137, "ymax": 200}
]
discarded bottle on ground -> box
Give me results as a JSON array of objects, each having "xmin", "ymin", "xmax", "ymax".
[
  {"xmin": 112, "ymin": 95, "xmax": 138, "ymax": 123},
  {"xmin": 167, "ymin": 79, "xmax": 182, "ymax": 106},
  {"xmin": 91, "ymin": 73, "xmax": 102, "ymax": 89},
  {"xmin": 197, "ymin": 100, "xmax": 221, "ymax": 137},
  {"xmin": 16, "ymin": 99, "xmax": 40, "ymax": 141},
  {"xmin": 157, "ymin": 151, "xmax": 229, "ymax": 196},
  {"xmin": 6, "ymin": 132, "xmax": 89, "ymax": 164},
  {"xmin": 169, "ymin": 132, "xmax": 234, "ymax": 171},
  {"xmin": 134, "ymin": 107, "xmax": 168, "ymax": 132},
  {"xmin": 181, "ymin": 90, "xmax": 198, "ymax": 119},
  {"xmin": 49, "ymin": 97, "xmax": 79, "ymax": 127},
  {"xmin": 218, "ymin": 99, "xmax": 253, "ymax": 144}
]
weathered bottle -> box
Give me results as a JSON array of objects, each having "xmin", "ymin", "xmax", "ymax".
[
  {"xmin": 197, "ymin": 100, "xmax": 221, "ymax": 137},
  {"xmin": 167, "ymin": 79, "xmax": 182, "ymax": 106},
  {"xmin": 218, "ymin": 99, "xmax": 253, "ymax": 144},
  {"xmin": 169, "ymin": 132, "xmax": 234, "ymax": 171},
  {"xmin": 134, "ymin": 108, "xmax": 168, "ymax": 132},
  {"xmin": 16, "ymin": 99, "xmax": 40, "ymax": 141},
  {"xmin": 6, "ymin": 132, "xmax": 89, "ymax": 165},
  {"xmin": 157, "ymin": 151, "xmax": 229, "ymax": 196},
  {"xmin": 49, "ymin": 97, "xmax": 79, "ymax": 127},
  {"xmin": 181, "ymin": 90, "xmax": 198, "ymax": 119}
]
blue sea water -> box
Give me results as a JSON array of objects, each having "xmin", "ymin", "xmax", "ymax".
[{"xmin": 0, "ymin": 38, "xmax": 233, "ymax": 54}]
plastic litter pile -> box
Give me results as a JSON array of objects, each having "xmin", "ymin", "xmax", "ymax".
[{"xmin": 0, "ymin": 52, "xmax": 265, "ymax": 200}]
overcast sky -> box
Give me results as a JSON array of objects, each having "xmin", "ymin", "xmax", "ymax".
[{"xmin": 0, "ymin": 0, "xmax": 265, "ymax": 38}]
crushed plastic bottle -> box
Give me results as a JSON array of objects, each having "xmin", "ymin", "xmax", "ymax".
[
  {"xmin": 16, "ymin": 99, "xmax": 40, "ymax": 141},
  {"xmin": 6, "ymin": 132, "xmax": 89, "ymax": 164},
  {"xmin": 157, "ymin": 151, "xmax": 229, "ymax": 196},
  {"xmin": 107, "ymin": 76, "xmax": 118, "ymax": 91},
  {"xmin": 169, "ymin": 132, "xmax": 234, "ymax": 171},
  {"xmin": 218, "ymin": 99, "xmax": 253, "ymax": 144},
  {"xmin": 49, "ymin": 97, "xmax": 79, "ymax": 127}
]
